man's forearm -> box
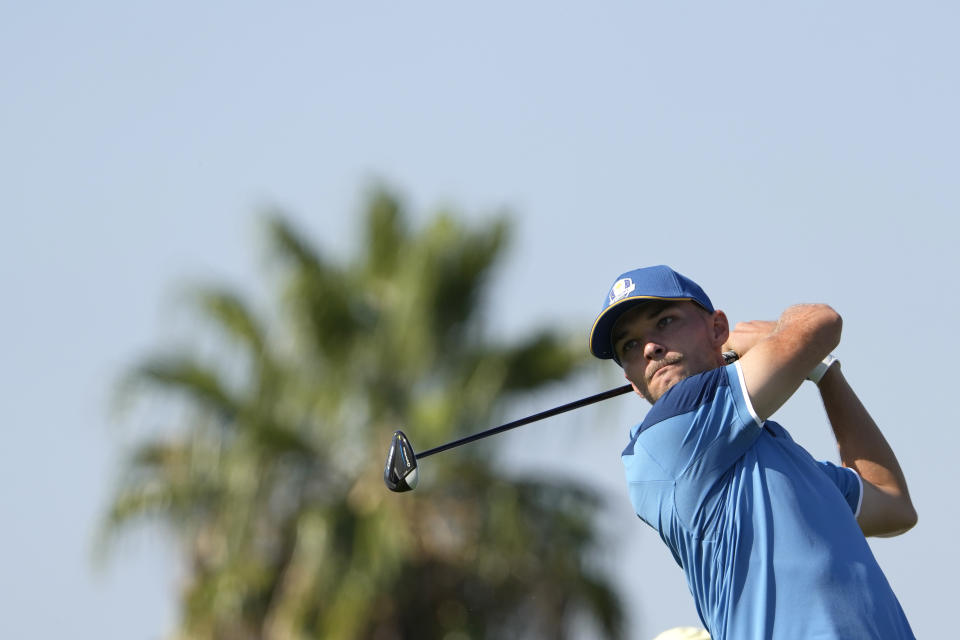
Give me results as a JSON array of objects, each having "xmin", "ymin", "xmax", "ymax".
[
  {"xmin": 723, "ymin": 304, "xmax": 841, "ymax": 421},
  {"xmin": 724, "ymin": 305, "xmax": 840, "ymax": 363},
  {"xmin": 818, "ymin": 365, "xmax": 917, "ymax": 536}
]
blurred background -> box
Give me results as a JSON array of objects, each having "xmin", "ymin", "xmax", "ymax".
[{"xmin": 3, "ymin": 2, "xmax": 957, "ymax": 638}]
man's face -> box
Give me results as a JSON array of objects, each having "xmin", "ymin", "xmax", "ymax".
[{"xmin": 611, "ymin": 301, "xmax": 728, "ymax": 403}]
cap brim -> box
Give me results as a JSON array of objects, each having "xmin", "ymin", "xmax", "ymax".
[{"xmin": 589, "ymin": 295, "xmax": 703, "ymax": 360}]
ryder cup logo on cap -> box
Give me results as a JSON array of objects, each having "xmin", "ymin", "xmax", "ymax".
[
  {"xmin": 589, "ymin": 265, "xmax": 714, "ymax": 360},
  {"xmin": 609, "ymin": 277, "xmax": 635, "ymax": 304}
]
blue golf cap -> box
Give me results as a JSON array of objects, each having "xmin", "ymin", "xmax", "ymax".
[{"xmin": 589, "ymin": 265, "xmax": 714, "ymax": 360}]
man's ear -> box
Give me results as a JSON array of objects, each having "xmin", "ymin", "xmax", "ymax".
[{"xmin": 712, "ymin": 310, "xmax": 730, "ymax": 348}]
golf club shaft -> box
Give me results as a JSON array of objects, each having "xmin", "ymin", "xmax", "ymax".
[{"xmin": 415, "ymin": 383, "xmax": 634, "ymax": 459}]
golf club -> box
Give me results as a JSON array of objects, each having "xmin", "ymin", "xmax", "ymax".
[
  {"xmin": 383, "ymin": 383, "xmax": 633, "ymax": 492},
  {"xmin": 383, "ymin": 351, "xmax": 740, "ymax": 492}
]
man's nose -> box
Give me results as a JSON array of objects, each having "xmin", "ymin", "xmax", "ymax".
[{"xmin": 644, "ymin": 341, "xmax": 666, "ymax": 360}]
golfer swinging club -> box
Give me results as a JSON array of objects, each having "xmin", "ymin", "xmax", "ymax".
[{"xmin": 589, "ymin": 265, "xmax": 916, "ymax": 639}]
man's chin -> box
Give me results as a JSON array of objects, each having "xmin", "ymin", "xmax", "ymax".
[{"xmin": 650, "ymin": 373, "xmax": 689, "ymax": 402}]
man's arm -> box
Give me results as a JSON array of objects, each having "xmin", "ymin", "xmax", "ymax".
[
  {"xmin": 817, "ymin": 364, "xmax": 918, "ymax": 537},
  {"xmin": 723, "ymin": 304, "xmax": 842, "ymax": 421}
]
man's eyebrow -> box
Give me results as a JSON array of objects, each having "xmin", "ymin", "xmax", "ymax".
[
  {"xmin": 612, "ymin": 302, "xmax": 679, "ymax": 346},
  {"xmin": 645, "ymin": 301, "xmax": 678, "ymax": 319},
  {"xmin": 612, "ymin": 326, "xmax": 629, "ymax": 345}
]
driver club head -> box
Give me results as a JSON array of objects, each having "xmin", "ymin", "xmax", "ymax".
[{"xmin": 383, "ymin": 430, "xmax": 419, "ymax": 492}]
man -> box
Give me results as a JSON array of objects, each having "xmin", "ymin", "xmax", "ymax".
[{"xmin": 589, "ymin": 265, "xmax": 916, "ymax": 639}]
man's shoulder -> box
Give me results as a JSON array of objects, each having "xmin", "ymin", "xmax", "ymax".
[
  {"xmin": 624, "ymin": 365, "xmax": 739, "ymax": 458},
  {"xmin": 644, "ymin": 365, "xmax": 732, "ymax": 429}
]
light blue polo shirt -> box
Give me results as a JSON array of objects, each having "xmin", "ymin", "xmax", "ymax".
[{"xmin": 622, "ymin": 362, "xmax": 914, "ymax": 639}]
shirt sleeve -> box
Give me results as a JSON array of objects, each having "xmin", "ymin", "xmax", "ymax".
[
  {"xmin": 816, "ymin": 461, "xmax": 864, "ymax": 517},
  {"xmin": 634, "ymin": 363, "xmax": 763, "ymax": 531},
  {"xmin": 634, "ymin": 363, "xmax": 763, "ymax": 481},
  {"xmin": 688, "ymin": 361, "xmax": 766, "ymax": 478}
]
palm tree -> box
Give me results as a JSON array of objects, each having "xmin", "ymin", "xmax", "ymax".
[{"xmin": 101, "ymin": 187, "xmax": 624, "ymax": 639}]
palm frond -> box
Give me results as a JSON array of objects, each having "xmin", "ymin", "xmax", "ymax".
[
  {"xmin": 363, "ymin": 186, "xmax": 408, "ymax": 277},
  {"xmin": 498, "ymin": 330, "xmax": 587, "ymax": 391},
  {"xmin": 132, "ymin": 356, "xmax": 242, "ymax": 422},
  {"xmin": 192, "ymin": 287, "xmax": 267, "ymax": 357},
  {"xmin": 424, "ymin": 214, "xmax": 511, "ymax": 343},
  {"xmin": 264, "ymin": 214, "xmax": 325, "ymax": 274}
]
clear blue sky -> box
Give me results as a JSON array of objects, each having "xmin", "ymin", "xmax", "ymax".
[{"xmin": 3, "ymin": 2, "xmax": 957, "ymax": 638}]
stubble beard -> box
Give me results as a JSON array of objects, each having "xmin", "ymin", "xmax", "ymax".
[{"xmin": 643, "ymin": 355, "xmax": 686, "ymax": 403}]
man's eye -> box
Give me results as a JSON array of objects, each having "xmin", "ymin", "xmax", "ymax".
[
  {"xmin": 622, "ymin": 339, "xmax": 637, "ymax": 353},
  {"xmin": 658, "ymin": 316, "xmax": 674, "ymax": 329}
]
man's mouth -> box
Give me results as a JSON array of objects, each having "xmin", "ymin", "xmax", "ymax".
[{"xmin": 649, "ymin": 359, "xmax": 681, "ymax": 382}]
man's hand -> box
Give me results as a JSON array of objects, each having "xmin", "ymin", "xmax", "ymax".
[
  {"xmin": 723, "ymin": 320, "xmax": 778, "ymax": 358},
  {"xmin": 735, "ymin": 304, "xmax": 842, "ymax": 421}
]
